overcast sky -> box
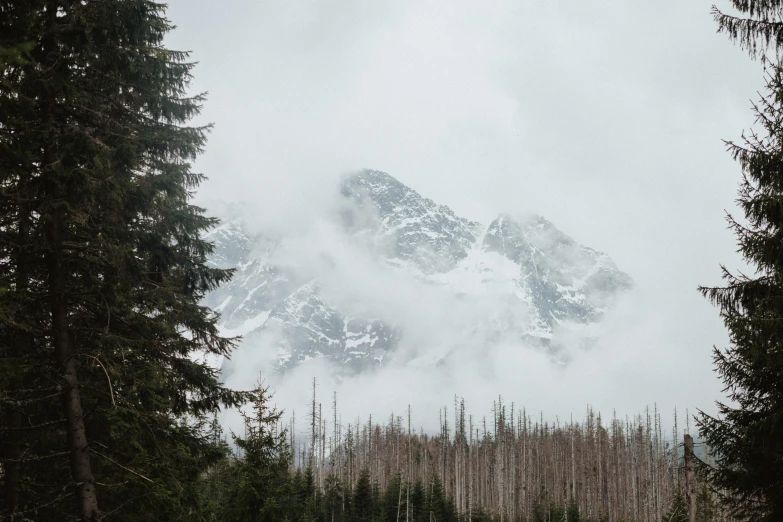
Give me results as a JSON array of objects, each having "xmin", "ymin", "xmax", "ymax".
[{"xmin": 164, "ymin": 0, "xmax": 765, "ymax": 431}]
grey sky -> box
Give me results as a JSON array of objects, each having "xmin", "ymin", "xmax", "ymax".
[{"xmin": 165, "ymin": 0, "xmax": 764, "ymax": 428}]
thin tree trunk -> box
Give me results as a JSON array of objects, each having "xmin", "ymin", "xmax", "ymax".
[
  {"xmin": 47, "ymin": 211, "xmax": 99, "ymax": 520},
  {"xmin": 684, "ymin": 434, "xmax": 696, "ymax": 522}
]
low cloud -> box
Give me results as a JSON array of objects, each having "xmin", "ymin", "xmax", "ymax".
[
  {"xmin": 162, "ymin": 0, "xmax": 752, "ymax": 437},
  {"xmin": 215, "ymin": 188, "xmax": 726, "ymax": 440}
]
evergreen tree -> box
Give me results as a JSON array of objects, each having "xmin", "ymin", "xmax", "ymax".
[
  {"xmin": 531, "ymin": 489, "xmax": 549, "ymax": 522},
  {"xmin": 323, "ymin": 476, "xmax": 345, "ymax": 522},
  {"xmin": 341, "ymin": 482, "xmax": 354, "ymax": 521},
  {"xmin": 698, "ymin": 2, "xmax": 783, "ymax": 521},
  {"xmin": 424, "ymin": 474, "xmax": 457, "ymax": 522},
  {"xmin": 351, "ymin": 468, "xmax": 374, "ymax": 522},
  {"xmin": 371, "ymin": 479, "xmax": 383, "ymax": 521},
  {"xmin": 465, "ymin": 508, "xmax": 497, "ymax": 522},
  {"xmin": 549, "ymin": 502, "xmax": 565, "ymax": 522},
  {"xmin": 699, "ymin": 66, "xmax": 783, "ymax": 521},
  {"xmin": 566, "ymin": 497, "xmax": 581, "ymax": 522},
  {"xmin": 195, "ymin": 417, "xmax": 234, "ymax": 521},
  {"xmin": 712, "ymin": 1, "xmax": 783, "ymax": 60},
  {"xmin": 380, "ymin": 473, "xmax": 402, "ymax": 522},
  {"xmin": 214, "ymin": 384, "xmax": 289, "ymax": 522},
  {"xmin": 696, "ymin": 483, "xmax": 719, "ymax": 522},
  {"xmin": 409, "ymin": 480, "xmax": 425, "ymax": 522},
  {"xmin": 0, "ymin": 1, "xmax": 249, "ymax": 519},
  {"xmin": 284, "ymin": 469, "xmax": 309, "ymax": 521},
  {"xmin": 662, "ymin": 490, "xmax": 688, "ymax": 522}
]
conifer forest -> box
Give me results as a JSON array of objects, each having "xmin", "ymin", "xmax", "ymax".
[
  {"xmin": 2, "ymin": 1, "xmax": 783, "ymax": 521},
  {"xmin": 202, "ymin": 385, "xmax": 723, "ymax": 522}
]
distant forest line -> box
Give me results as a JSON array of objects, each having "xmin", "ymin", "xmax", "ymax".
[{"xmin": 199, "ymin": 383, "xmax": 726, "ymax": 521}]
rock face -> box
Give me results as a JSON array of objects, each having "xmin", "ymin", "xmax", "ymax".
[
  {"xmin": 482, "ymin": 213, "xmax": 630, "ymax": 327},
  {"xmin": 204, "ymin": 169, "xmax": 632, "ymax": 373},
  {"xmin": 341, "ymin": 170, "xmax": 482, "ymax": 274}
]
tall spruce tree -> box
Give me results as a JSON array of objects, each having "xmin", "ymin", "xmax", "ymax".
[
  {"xmin": 699, "ymin": 64, "xmax": 783, "ymax": 519},
  {"xmin": 0, "ymin": 1, "xmax": 249, "ymax": 520},
  {"xmin": 698, "ymin": 3, "xmax": 783, "ymax": 520}
]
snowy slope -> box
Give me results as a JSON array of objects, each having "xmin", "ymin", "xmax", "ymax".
[{"xmin": 204, "ymin": 169, "xmax": 632, "ymax": 373}]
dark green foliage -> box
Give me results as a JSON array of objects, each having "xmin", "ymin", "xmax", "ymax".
[
  {"xmin": 566, "ymin": 497, "xmax": 581, "ymax": 522},
  {"xmin": 662, "ymin": 490, "xmax": 688, "ymax": 522},
  {"xmin": 712, "ymin": 1, "xmax": 783, "ymax": 60},
  {"xmin": 409, "ymin": 480, "xmax": 426, "ymax": 521},
  {"xmin": 464, "ymin": 509, "xmax": 499, "ymax": 522},
  {"xmin": 699, "ymin": 2, "xmax": 783, "ymax": 520},
  {"xmin": 530, "ymin": 491, "xmax": 605, "ymax": 522},
  {"xmin": 696, "ymin": 483, "xmax": 719, "ymax": 522},
  {"xmin": 698, "ymin": 64, "xmax": 783, "ymax": 522},
  {"xmin": 531, "ymin": 493, "xmax": 548, "ymax": 522},
  {"xmin": 0, "ymin": 0, "xmax": 249, "ymax": 519},
  {"xmin": 660, "ymin": 486, "xmax": 719, "ymax": 522},
  {"xmin": 380, "ymin": 473, "xmax": 402, "ymax": 522},
  {"xmin": 203, "ymin": 385, "xmax": 290, "ymax": 522},
  {"xmin": 323, "ymin": 476, "xmax": 345, "ymax": 522},
  {"xmin": 352, "ymin": 468, "xmax": 375, "ymax": 521},
  {"xmin": 531, "ymin": 489, "xmax": 566, "ymax": 522},
  {"xmin": 424, "ymin": 474, "xmax": 457, "ymax": 522}
]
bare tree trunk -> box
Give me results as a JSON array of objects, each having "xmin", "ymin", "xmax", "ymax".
[
  {"xmin": 407, "ymin": 406, "xmax": 411, "ymax": 522},
  {"xmin": 396, "ymin": 472, "xmax": 403, "ymax": 522},
  {"xmin": 306, "ymin": 403, "xmax": 730, "ymax": 522},
  {"xmin": 684, "ymin": 434, "xmax": 696, "ymax": 522}
]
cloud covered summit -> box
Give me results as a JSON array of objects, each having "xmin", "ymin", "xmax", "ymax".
[{"xmin": 206, "ymin": 169, "xmax": 632, "ymax": 379}]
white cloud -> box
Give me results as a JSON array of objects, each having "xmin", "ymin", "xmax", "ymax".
[{"xmin": 165, "ymin": 0, "xmax": 755, "ymax": 434}]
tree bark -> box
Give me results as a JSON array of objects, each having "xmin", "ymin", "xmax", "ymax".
[
  {"xmin": 684, "ymin": 434, "xmax": 696, "ymax": 522},
  {"xmin": 47, "ymin": 208, "xmax": 99, "ymax": 521}
]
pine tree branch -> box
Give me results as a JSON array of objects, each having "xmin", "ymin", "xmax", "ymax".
[
  {"xmin": 89, "ymin": 448, "xmax": 153, "ymax": 484},
  {"xmin": 78, "ymin": 354, "xmax": 115, "ymax": 407}
]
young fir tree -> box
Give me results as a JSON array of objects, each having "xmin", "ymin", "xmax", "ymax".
[
  {"xmin": 409, "ymin": 480, "xmax": 426, "ymax": 522},
  {"xmin": 214, "ymin": 384, "xmax": 289, "ymax": 522},
  {"xmin": 425, "ymin": 474, "xmax": 457, "ymax": 522},
  {"xmin": 697, "ymin": 483, "xmax": 720, "ymax": 522},
  {"xmin": 351, "ymin": 468, "xmax": 374, "ymax": 521},
  {"xmin": 380, "ymin": 472, "xmax": 402, "ymax": 522},
  {"xmin": 323, "ymin": 475, "xmax": 345, "ymax": 522},
  {"xmin": 566, "ymin": 496, "xmax": 581, "ymax": 522},
  {"xmin": 662, "ymin": 490, "xmax": 688, "ymax": 522},
  {"xmin": 0, "ymin": 1, "xmax": 249, "ymax": 519},
  {"xmin": 698, "ymin": 2, "xmax": 783, "ymax": 521}
]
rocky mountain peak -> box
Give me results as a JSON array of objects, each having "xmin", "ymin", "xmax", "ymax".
[
  {"xmin": 205, "ymin": 170, "xmax": 632, "ymax": 374},
  {"xmin": 342, "ymin": 169, "xmax": 482, "ymax": 273}
]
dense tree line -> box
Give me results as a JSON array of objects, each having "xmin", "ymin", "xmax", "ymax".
[{"xmin": 197, "ymin": 390, "xmax": 727, "ymax": 522}]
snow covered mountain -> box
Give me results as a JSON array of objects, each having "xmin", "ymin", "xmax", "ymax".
[{"xmin": 204, "ymin": 169, "xmax": 632, "ymax": 373}]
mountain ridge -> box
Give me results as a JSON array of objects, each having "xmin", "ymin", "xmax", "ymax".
[{"xmin": 204, "ymin": 169, "xmax": 633, "ymax": 374}]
